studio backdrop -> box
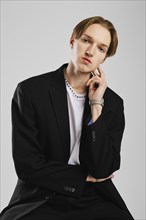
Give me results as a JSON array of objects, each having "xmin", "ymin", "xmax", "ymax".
[{"xmin": 1, "ymin": 1, "xmax": 145, "ymax": 219}]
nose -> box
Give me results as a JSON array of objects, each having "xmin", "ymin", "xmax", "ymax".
[
  {"xmin": 85, "ymin": 50, "xmax": 93, "ymax": 57},
  {"xmin": 85, "ymin": 44, "xmax": 96, "ymax": 57}
]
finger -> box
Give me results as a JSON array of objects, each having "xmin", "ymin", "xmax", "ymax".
[
  {"xmin": 97, "ymin": 66, "xmax": 105, "ymax": 78},
  {"xmin": 105, "ymin": 174, "xmax": 114, "ymax": 180},
  {"xmin": 94, "ymin": 68, "xmax": 101, "ymax": 77},
  {"xmin": 86, "ymin": 75, "xmax": 101, "ymax": 86},
  {"xmin": 89, "ymin": 79, "xmax": 101, "ymax": 89},
  {"xmin": 86, "ymin": 176, "xmax": 97, "ymax": 182},
  {"xmin": 96, "ymin": 174, "xmax": 114, "ymax": 183},
  {"xmin": 106, "ymin": 173, "xmax": 114, "ymax": 179},
  {"xmin": 90, "ymin": 71, "xmax": 96, "ymax": 77}
]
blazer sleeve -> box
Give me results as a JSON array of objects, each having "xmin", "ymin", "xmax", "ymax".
[
  {"xmin": 80, "ymin": 98, "xmax": 125, "ymax": 179},
  {"xmin": 11, "ymin": 83, "xmax": 87, "ymax": 198}
]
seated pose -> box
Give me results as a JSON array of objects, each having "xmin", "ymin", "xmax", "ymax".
[{"xmin": 1, "ymin": 16, "xmax": 134, "ymax": 220}]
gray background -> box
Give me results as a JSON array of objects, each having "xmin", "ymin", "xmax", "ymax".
[{"xmin": 1, "ymin": 1, "xmax": 145, "ymax": 219}]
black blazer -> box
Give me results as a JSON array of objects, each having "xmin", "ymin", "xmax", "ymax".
[{"xmin": 1, "ymin": 63, "xmax": 132, "ymax": 219}]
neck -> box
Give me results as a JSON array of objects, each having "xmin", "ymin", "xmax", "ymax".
[{"xmin": 64, "ymin": 63, "xmax": 90, "ymax": 94}]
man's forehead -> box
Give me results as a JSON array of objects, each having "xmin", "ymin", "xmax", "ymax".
[{"xmin": 82, "ymin": 24, "xmax": 111, "ymax": 47}]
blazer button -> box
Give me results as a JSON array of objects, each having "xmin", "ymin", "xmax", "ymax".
[
  {"xmin": 92, "ymin": 130, "xmax": 96, "ymax": 142},
  {"xmin": 64, "ymin": 186, "xmax": 76, "ymax": 192},
  {"xmin": 71, "ymin": 188, "xmax": 75, "ymax": 192},
  {"xmin": 45, "ymin": 196, "xmax": 50, "ymax": 200}
]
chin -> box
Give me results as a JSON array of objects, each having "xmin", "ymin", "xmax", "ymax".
[{"xmin": 77, "ymin": 63, "xmax": 91, "ymax": 73}]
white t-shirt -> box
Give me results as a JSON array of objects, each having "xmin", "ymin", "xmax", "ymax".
[{"xmin": 65, "ymin": 84, "xmax": 86, "ymax": 165}]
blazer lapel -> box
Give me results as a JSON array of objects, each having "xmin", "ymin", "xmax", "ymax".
[
  {"xmin": 48, "ymin": 65, "xmax": 70, "ymax": 162},
  {"xmin": 82, "ymin": 92, "xmax": 91, "ymax": 125}
]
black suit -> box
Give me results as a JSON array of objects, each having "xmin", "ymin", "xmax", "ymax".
[{"xmin": 1, "ymin": 64, "xmax": 134, "ymax": 219}]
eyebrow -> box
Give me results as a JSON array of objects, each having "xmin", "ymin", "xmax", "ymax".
[{"xmin": 83, "ymin": 34, "xmax": 109, "ymax": 49}]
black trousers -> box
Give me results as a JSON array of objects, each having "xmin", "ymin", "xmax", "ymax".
[
  {"xmin": 2, "ymin": 183, "xmax": 134, "ymax": 220},
  {"xmin": 19, "ymin": 200, "xmax": 132, "ymax": 220},
  {"xmin": 20, "ymin": 200, "xmax": 132, "ymax": 220},
  {"xmin": 19, "ymin": 191, "xmax": 134, "ymax": 220}
]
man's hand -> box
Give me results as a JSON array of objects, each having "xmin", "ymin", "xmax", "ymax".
[
  {"xmin": 86, "ymin": 66, "xmax": 108, "ymax": 123},
  {"xmin": 86, "ymin": 173, "xmax": 114, "ymax": 183},
  {"xmin": 86, "ymin": 66, "xmax": 108, "ymax": 101}
]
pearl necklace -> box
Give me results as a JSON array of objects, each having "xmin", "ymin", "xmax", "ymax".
[{"xmin": 64, "ymin": 72, "xmax": 86, "ymax": 99}]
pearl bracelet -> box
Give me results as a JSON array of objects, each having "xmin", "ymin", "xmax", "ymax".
[{"xmin": 89, "ymin": 98, "xmax": 104, "ymax": 107}]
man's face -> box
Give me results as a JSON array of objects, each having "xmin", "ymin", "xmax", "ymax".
[{"xmin": 70, "ymin": 24, "xmax": 111, "ymax": 73}]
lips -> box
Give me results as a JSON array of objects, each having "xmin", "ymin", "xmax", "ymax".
[{"xmin": 82, "ymin": 57, "xmax": 92, "ymax": 64}]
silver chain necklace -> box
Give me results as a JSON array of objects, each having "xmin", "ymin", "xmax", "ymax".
[{"xmin": 64, "ymin": 72, "xmax": 86, "ymax": 99}]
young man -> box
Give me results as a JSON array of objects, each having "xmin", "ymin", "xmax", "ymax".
[{"xmin": 1, "ymin": 16, "xmax": 134, "ymax": 220}]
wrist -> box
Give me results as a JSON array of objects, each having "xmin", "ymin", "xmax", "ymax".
[
  {"xmin": 89, "ymin": 98, "xmax": 104, "ymax": 122},
  {"xmin": 91, "ymin": 105, "xmax": 102, "ymax": 123},
  {"xmin": 89, "ymin": 98, "xmax": 104, "ymax": 107}
]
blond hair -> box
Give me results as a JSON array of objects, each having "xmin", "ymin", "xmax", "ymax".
[{"xmin": 72, "ymin": 16, "xmax": 118, "ymax": 57}]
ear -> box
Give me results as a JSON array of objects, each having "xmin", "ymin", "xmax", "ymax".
[{"xmin": 70, "ymin": 36, "xmax": 75, "ymax": 48}]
